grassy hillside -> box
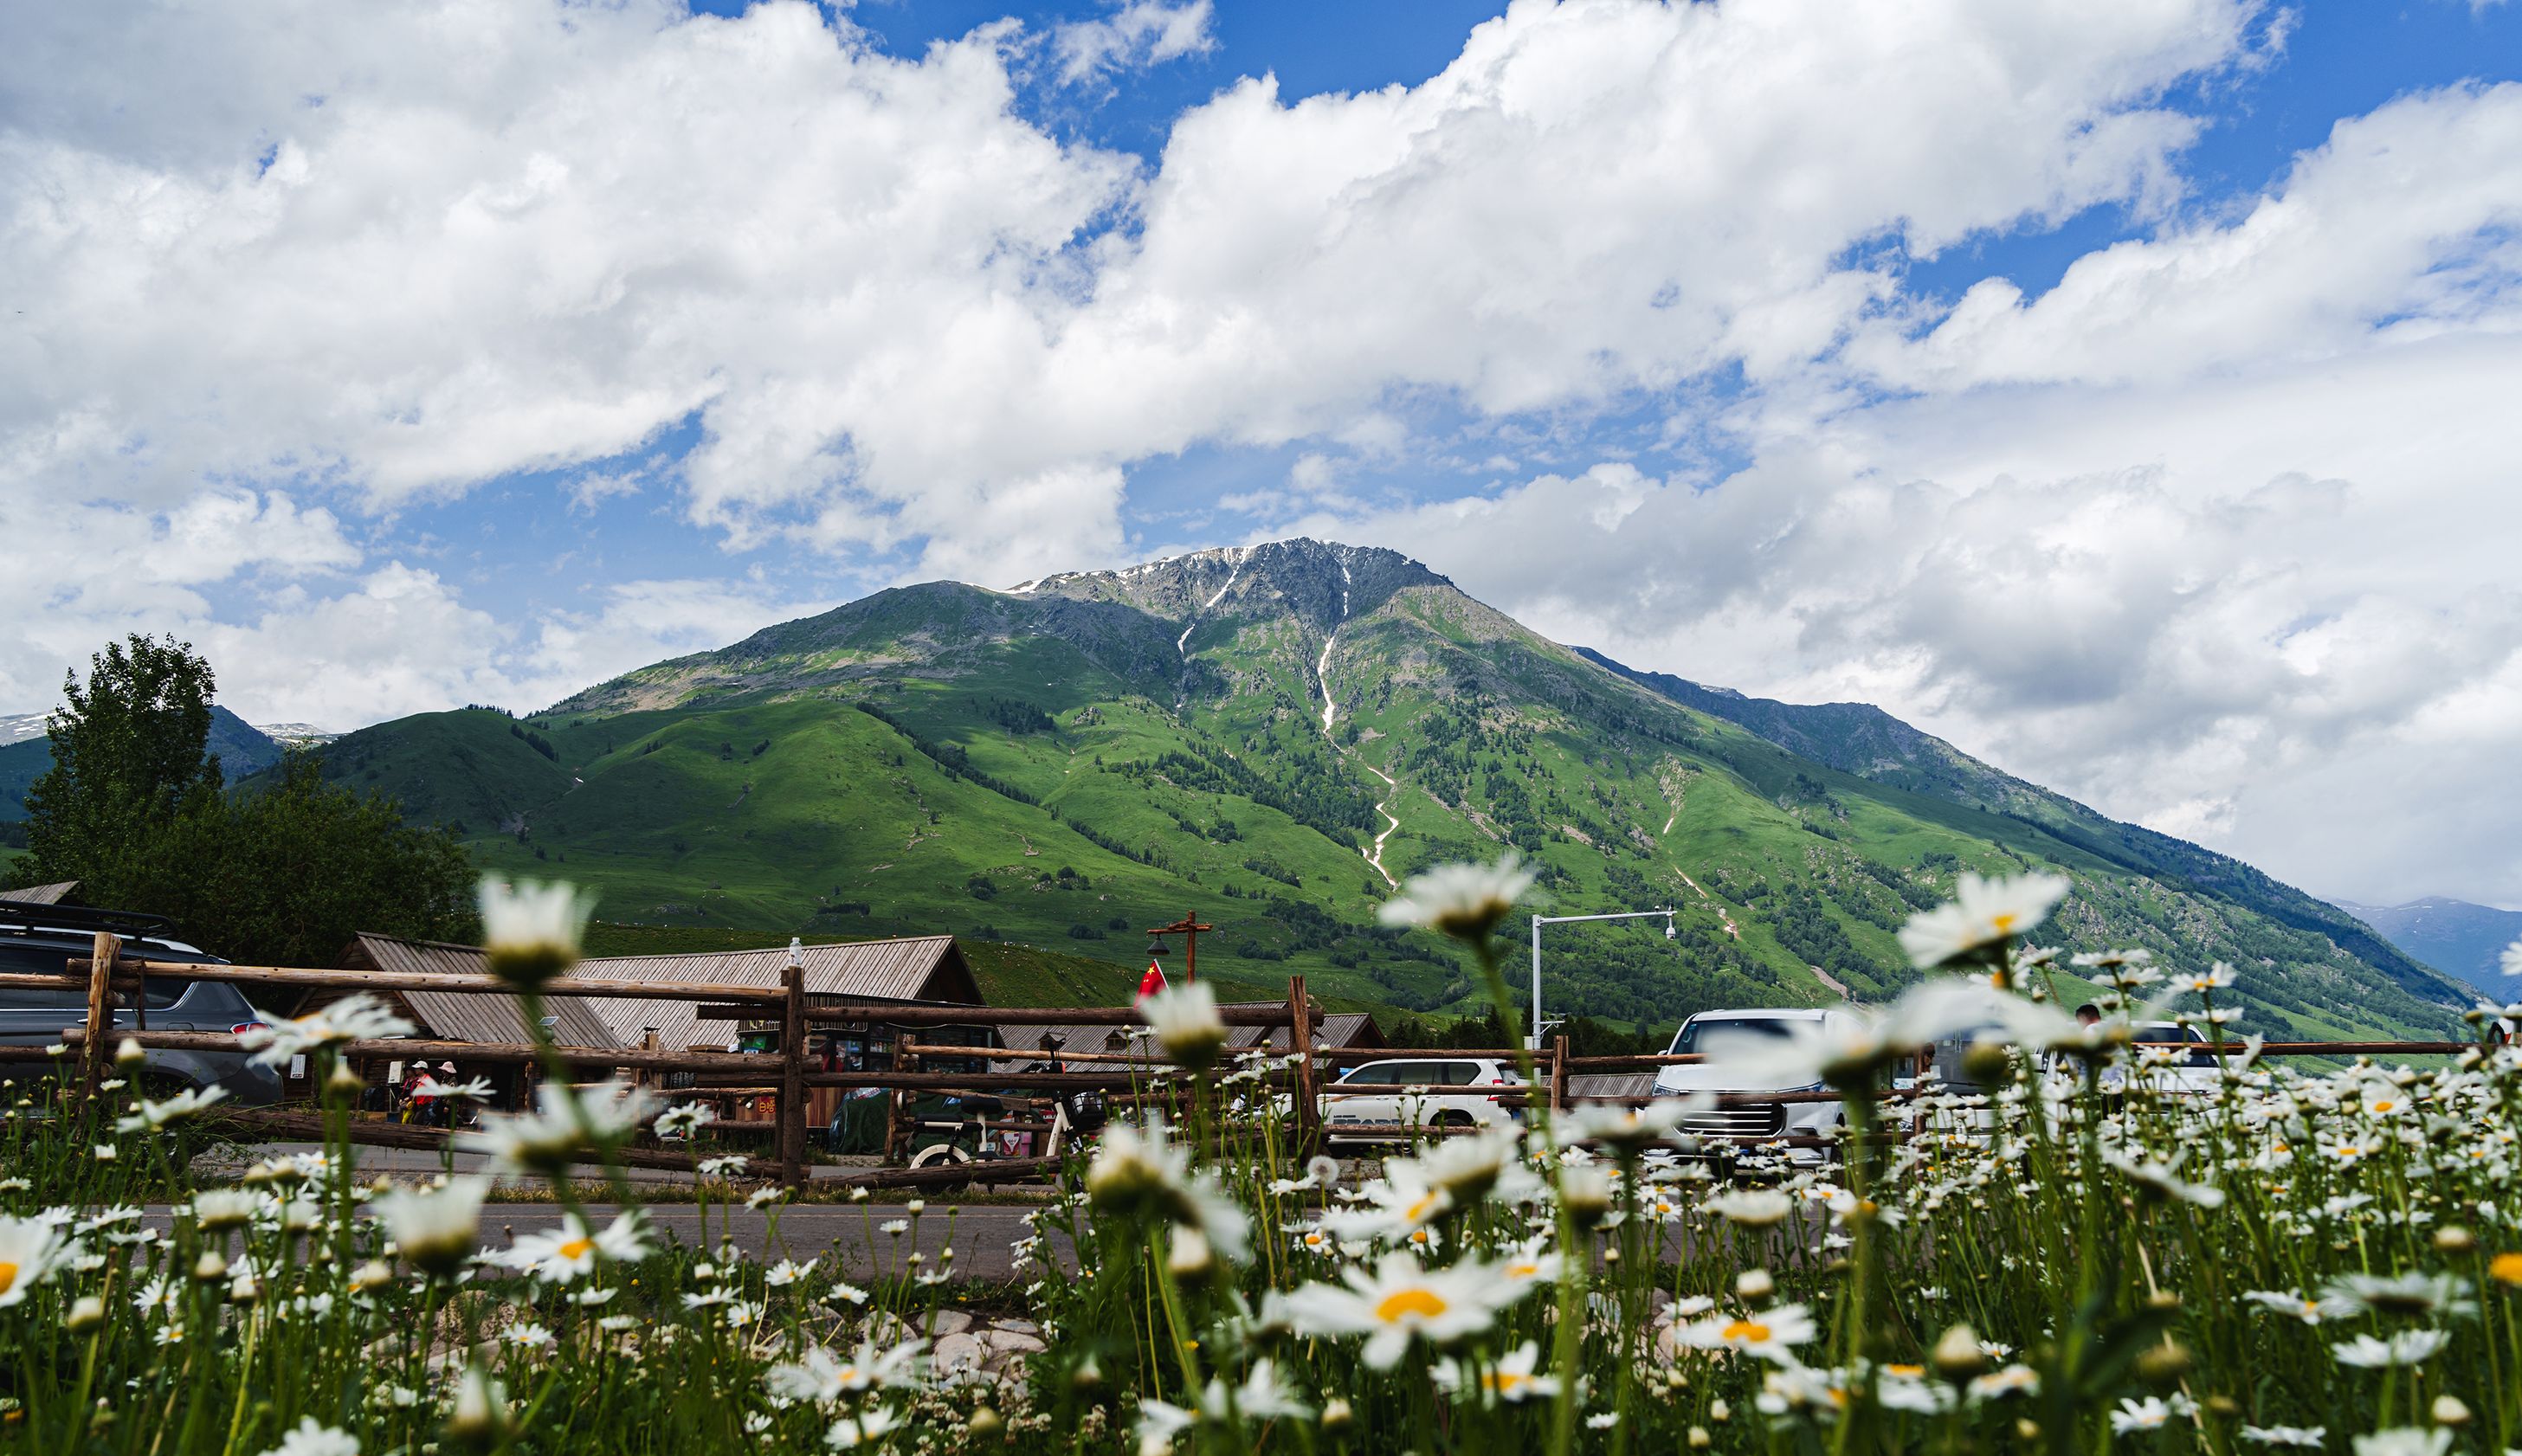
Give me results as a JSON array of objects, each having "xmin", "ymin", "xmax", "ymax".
[{"xmin": 284, "ymin": 539, "xmax": 2469, "ymax": 1047}]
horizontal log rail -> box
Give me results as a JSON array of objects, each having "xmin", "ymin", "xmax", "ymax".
[
  {"xmin": 43, "ymin": 958, "xmax": 792, "ymax": 1004},
  {"xmin": 31, "ymin": 1028, "xmax": 784, "ymax": 1074},
  {"xmin": 799, "ymin": 1002, "xmax": 1299, "ymax": 1028},
  {"xmin": 897, "ymin": 1042, "xmax": 1173, "ymax": 1067}
]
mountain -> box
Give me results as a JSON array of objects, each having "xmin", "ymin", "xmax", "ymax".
[
  {"xmin": 0, "ymin": 705, "xmax": 285, "ymax": 821},
  {"xmin": 2332, "ymin": 897, "xmax": 2522, "ymax": 1001},
  {"xmin": 286, "ymin": 538, "xmax": 2470, "ymax": 1041}
]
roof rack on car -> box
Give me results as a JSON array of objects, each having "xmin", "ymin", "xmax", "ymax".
[{"xmin": 0, "ymin": 899, "xmax": 178, "ymax": 939}]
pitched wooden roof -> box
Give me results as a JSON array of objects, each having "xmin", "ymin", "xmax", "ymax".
[
  {"xmin": 343, "ymin": 932, "xmax": 985, "ymax": 1052},
  {"xmin": 0, "ymin": 882, "xmax": 79, "ymax": 905}
]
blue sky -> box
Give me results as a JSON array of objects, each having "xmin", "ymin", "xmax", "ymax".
[{"xmin": 5, "ymin": 0, "xmax": 2521, "ymax": 905}]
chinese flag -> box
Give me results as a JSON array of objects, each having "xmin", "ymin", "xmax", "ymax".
[{"xmin": 1136, "ymin": 957, "xmax": 1169, "ymax": 1002}]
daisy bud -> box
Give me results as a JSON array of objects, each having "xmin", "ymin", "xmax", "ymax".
[
  {"xmin": 1138, "ymin": 1436, "xmax": 1173, "ymax": 1456},
  {"xmin": 192, "ymin": 1251, "xmax": 229, "ymax": 1283},
  {"xmin": 2135, "ymin": 1343, "xmax": 2190, "ymax": 1387},
  {"xmin": 350, "ymin": 1260, "xmax": 394, "ymax": 1292},
  {"xmin": 444, "ymin": 1363, "xmax": 512, "ymax": 1449},
  {"xmin": 115, "ymin": 1039, "xmax": 145, "ymax": 1068},
  {"xmin": 2432, "ymin": 1395, "xmax": 2471, "ymax": 1428},
  {"xmin": 1932, "ymin": 1323, "xmax": 1987, "ymax": 1379},
  {"xmin": 968, "ymin": 1408, "xmax": 1002, "ymax": 1438},
  {"xmin": 1071, "ymin": 1355, "xmax": 1102, "ymax": 1391},
  {"xmin": 1687, "ymin": 1428, "xmax": 1711, "ymax": 1449},
  {"xmin": 1167, "ymin": 1227, "xmax": 1215, "ymax": 1282},
  {"xmin": 1734, "ymin": 1268, "xmax": 1773, "ymax": 1300},
  {"xmin": 66, "ymin": 1297, "xmax": 106, "ymax": 1332},
  {"xmin": 2016, "ymin": 1421, "xmax": 2041, "ymax": 1442},
  {"xmin": 1320, "ymin": 1399, "xmax": 1353, "ymax": 1431},
  {"xmin": 2434, "ymin": 1225, "xmax": 2475, "ymax": 1253},
  {"xmin": 475, "ymin": 877, "xmax": 595, "ymax": 990},
  {"xmin": 1709, "ymin": 1400, "xmax": 1730, "ymax": 1422}
]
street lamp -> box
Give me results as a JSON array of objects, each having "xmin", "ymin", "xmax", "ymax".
[{"xmin": 1527, "ymin": 908, "xmax": 1677, "ymax": 1051}]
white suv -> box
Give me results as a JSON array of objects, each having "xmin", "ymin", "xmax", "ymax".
[
  {"xmin": 1651, "ymin": 1008, "xmax": 1861, "ymax": 1165},
  {"xmin": 1323, "ymin": 1057, "xmax": 1524, "ymax": 1143}
]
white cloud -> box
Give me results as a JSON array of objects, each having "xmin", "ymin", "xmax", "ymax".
[
  {"xmin": 7, "ymin": 0, "xmax": 2519, "ymax": 905},
  {"xmin": 1052, "ymin": 0, "xmax": 1216, "ymax": 87},
  {"xmin": 1, "ymin": 0, "xmax": 2262, "ymax": 576},
  {"xmin": 1843, "ymin": 82, "xmax": 2522, "ymax": 391}
]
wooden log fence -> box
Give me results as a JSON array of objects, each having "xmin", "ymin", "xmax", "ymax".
[{"xmin": 1, "ymin": 945, "xmax": 2488, "ymax": 1195}]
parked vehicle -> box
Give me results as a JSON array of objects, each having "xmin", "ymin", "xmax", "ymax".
[
  {"xmin": 0, "ymin": 901, "xmax": 283, "ymax": 1105},
  {"xmin": 1322, "ymin": 1056, "xmax": 1524, "ymax": 1143},
  {"xmin": 1651, "ymin": 1008, "xmax": 1864, "ymax": 1165}
]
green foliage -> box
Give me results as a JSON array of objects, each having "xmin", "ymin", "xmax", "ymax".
[{"xmin": 13, "ymin": 634, "xmax": 224, "ymax": 886}]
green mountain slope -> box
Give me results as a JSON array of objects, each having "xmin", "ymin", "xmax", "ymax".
[
  {"xmin": 289, "ymin": 539, "xmax": 2470, "ymax": 1044},
  {"xmin": 2, "ymin": 706, "xmax": 282, "ymax": 821}
]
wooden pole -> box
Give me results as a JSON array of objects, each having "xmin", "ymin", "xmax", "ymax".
[
  {"xmin": 882, "ymin": 1030, "xmax": 914, "ymax": 1166},
  {"xmin": 1185, "ymin": 912, "xmax": 1197, "ymax": 983},
  {"xmin": 1549, "ymin": 1034, "xmax": 1569, "ymax": 1117},
  {"xmin": 1288, "ymin": 975, "xmax": 1318, "ymax": 1156},
  {"xmin": 82, "ymin": 932, "xmax": 119, "ymax": 1098},
  {"xmin": 779, "ymin": 959, "xmax": 806, "ymax": 1188}
]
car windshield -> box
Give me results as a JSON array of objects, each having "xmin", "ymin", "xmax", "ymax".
[{"xmin": 1671, "ymin": 1017, "xmax": 1802, "ymax": 1055}]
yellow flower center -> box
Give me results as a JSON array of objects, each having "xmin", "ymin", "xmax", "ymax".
[
  {"xmin": 1990, "ymin": 913, "xmax": 2019, "ymax": 933},
  {"xmin": 1886, "ymin": 1364, "xmax": 1924, "ymax": 1379},
  {"xmin": 2489, "ymin": 1252, "xmax": 2522, "ymax": 1287},
  {"xmin": 558, "ymin": 1237, "xmax": 595, "ymax": 1260},
  {"xmin": 1486, "ymin": 1370, "xmax": 1529, "ymax": 1393},
  {"xmin": 1405, "ymin": 1194, "xmax": 1440, "ymax": 1221},
  {"xmin": 0, "ymin": 1261, "xmax": 16, "ymax": 1295},
  {"xmin": 1721, "ymin": 1319, "xmax": 1771, "ymax": 1344},
  {"xmin": 1375, "ymin": 1287, "xmax": 1449, "ymax": 1323},
  {"xmin": 1506, "ymin": 1261, "xmax": 1539, "ymax": 1279}
]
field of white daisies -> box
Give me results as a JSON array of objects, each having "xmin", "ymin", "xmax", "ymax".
[{"xmin": 5, "ymin": 863, "xmax": 2522, "ymax": 1456}]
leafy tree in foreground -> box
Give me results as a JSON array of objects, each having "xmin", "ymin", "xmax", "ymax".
[
  {"xmin": 12, "ymin": 635, "xmax": 476, "ymax": 963},
  {"xmin": 16, "ymin": 634, "xmax": 224, "ymax": 886}
]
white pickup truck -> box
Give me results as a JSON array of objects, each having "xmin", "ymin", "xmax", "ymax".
[{"xmin": 1651, "ymin": 1008, "xmax": 1860, "ymax": 1165}]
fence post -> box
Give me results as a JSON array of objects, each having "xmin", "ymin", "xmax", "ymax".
[
  {"xmin": 779, "ymin": 961, "xmax": 807, "ymax": 1188},
  {"xmin": 1287, "ymin": 976, "xmax": 1318, "ymax": 1156},
  {"xmin": 1549, "ymin": 1034, "xmax": 1569, "ymax": 1116},
  {"xmin": 883, "ymin": 1030, "xmax": 915, "ymax": 1166},
  {"xmin": 82, "ymin": 931, "xmax": 119, "ymax": 1098}
]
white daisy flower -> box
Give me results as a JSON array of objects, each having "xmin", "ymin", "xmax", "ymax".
[
  {"xmin": 497, "ymin": 1211, "xmax": 652, "ymax": 1285},
  {"xmin": 255, "ymin": 1416, "xmax": 359, "ymax": 1456},
  {"xmin": 1896, "ymin": 872, "xmax": 2071, "ymax": 968},
  {"xmin": 118, "ymin": 1083, "xmax": 229, "ymax": 1132},
  {"xmin": 2331, "ymin": 1330, "xmax": 2449, "ymax": 1368},
  {"xmin": 1673, "ymin": 1303, "xmax": 1819, "ymax": 1364},
  {"xmin": 371, "ymin": 1177, "xmax": 488, "ymax": 1279},
  {"xmin": 0, "ymin": 1214, "xmax": 77, "ymax": 1308},
  {"xmin": 1433, "ymin": 1340, "xmax": 1559, "ymax": 1403},
  {"xmin": 241, "ymin": 994, "xmax": 414, "ymax": 1068},
  {"xmin": 1282, "ymin": 1252, "xmax": 1525, "ymax": 1368}
]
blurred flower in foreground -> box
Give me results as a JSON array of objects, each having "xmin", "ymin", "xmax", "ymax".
[
  {"xmin": 477, "ymin": 876, "xmax": 597, "ymax": 989},
  {"xmin": 1140, "ymin": 981, "xmax": 1228, "ymax": 1072},
  {"xmin": 1378, "ymin": 854, "xmax": 1535, "ymax": 942},
  {"xmin": 1898, "ymin": 872, "xmax": 2071, "ymax": 969}
]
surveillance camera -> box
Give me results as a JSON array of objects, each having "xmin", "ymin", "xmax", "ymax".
[{"xmin": 1665, "ymin": 920, "xmax": 1677, "ymax": 941}]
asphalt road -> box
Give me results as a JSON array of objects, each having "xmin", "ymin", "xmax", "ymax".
[{"xmin": 133, "ymin": 1203, "xmax": 1070, "ymax": 1281}]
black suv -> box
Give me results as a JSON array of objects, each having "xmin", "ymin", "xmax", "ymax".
[{"xmin": 0, "ymin": 902, "xmax": 284, "ymax": 1105}]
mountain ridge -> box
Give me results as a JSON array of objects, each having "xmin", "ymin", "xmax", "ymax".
[{"xmin": 273, "ymin": 538, "xmax": 2466, "ymax": 1042}]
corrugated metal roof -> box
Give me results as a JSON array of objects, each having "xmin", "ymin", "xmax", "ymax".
[
  {"xmin": 345, "ymin": 932, "xmax": 984, "ymax": 1053},
  {"xmin": 1225, "ymin": 1012, "xmax": 1385, "ymax": 1052},
  {"xmin": 347, "ymin": 935, "xmax": 617, "ymax": 1048}
]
